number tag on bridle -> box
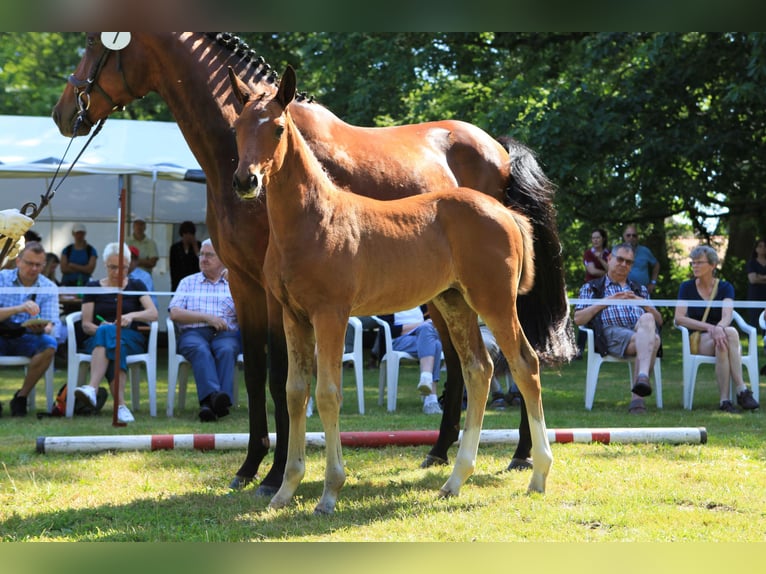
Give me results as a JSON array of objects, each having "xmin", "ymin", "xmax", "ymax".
[{"xmin": 101, "ymin": 32, "xmax": 131, "ymax": 50}]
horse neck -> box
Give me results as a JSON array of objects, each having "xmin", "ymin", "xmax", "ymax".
[
  {"xmin": 266, "ymin": 114, "xmax": 337, "ymax": 231},
  {"xmin": 148, "ymin": 33, "xmax": 275, "ymax": 186}
]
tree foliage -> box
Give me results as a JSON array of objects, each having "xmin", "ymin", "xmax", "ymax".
[{"xmin": 4, "ymin": 32, "xmax": 765, "ymax": 298}]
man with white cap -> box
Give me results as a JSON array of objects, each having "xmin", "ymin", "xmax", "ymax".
[
  {"xmin": 60, "ymin": 223, "xmax": 97, "ymax": 286},
  {"xmin": 127, "ymin": 216, "xmax": 159, "ymax": 276}
]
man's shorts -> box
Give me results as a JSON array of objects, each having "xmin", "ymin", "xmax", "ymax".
[
  {"xmin": 0, "ymin": 332, "xmax": 58, "ymax": 357},
  {"xmin": 602, "ymin": 324, "xmax": 636, "ymax": 358}
]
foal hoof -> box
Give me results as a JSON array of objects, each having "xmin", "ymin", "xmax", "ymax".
[
  {"xmin": 420, "ymin": 454, "xmax": 449, "ymax": 469},
  {"xmin": 229, "ymin": 474, "xmax": 255, "ymax": 490},
  {"xmin": 505, "ymin": 457, "xmax": 533, "ymax": 472},
  {"xmin": 255, "ymin": 483, "xmax": 280, "ymax": 498}
]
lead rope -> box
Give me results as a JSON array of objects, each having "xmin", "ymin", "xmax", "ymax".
[{"xmin": 0, "ymin": 115, "xmax": 107, "ymax": 264}]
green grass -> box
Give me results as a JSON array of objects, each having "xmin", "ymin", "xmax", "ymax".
[{"xmin": 0, "ymin": 328, "xmax": 764, "ymax": 541}]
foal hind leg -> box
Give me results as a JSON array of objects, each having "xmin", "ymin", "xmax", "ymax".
[
  {"xmin": 430, "ymin": 294, "xmax": 492, "ymax": 498},
  {"xmin": 268, "ymin": 310, "xmax": 315, "ymax": 510},
  {"xmin": 486, "ymin": 315, "xmax": 552, "ymax": 493}
]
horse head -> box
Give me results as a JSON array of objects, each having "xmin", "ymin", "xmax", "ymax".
[
  {"xmin": 52, "ymin": 32, "xmax": 153, "ymax": 137},
  {"xmin": 230, "ymin": 66, "xmax": 297, "ymax": 200}
]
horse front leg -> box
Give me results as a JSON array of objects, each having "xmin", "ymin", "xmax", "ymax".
[
  {"xmin": 268, "ymin": 310, "xmax": 314, "ymax": 510},
  {"xmin": 256, "ymin": 288, "xmax": 290, "ymax": 496},
  {"xmin": 229, "ymin": 282, "xmax": 270, "ymax": 490},
  {"xmin": 312, "ymin": 313, "xmax": 348, "ymax": 515}
]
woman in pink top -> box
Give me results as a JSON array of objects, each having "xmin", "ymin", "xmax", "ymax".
[{"xmin": 583, "ymin": 228, "xmax": 610, "ymax": 282}]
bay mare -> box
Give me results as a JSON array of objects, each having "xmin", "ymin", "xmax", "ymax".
[
  {"xmin": 51, "ymin": 33, "xmax": 575, "ymax": 495},
  {"xmin": 230, "ymin": 66, "xmax": 552, "ymax": 514}
]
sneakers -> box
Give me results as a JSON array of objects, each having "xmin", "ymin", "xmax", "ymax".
[
  {"xmin": 417, "ymin": 374, "xmax": 433, "ymax": 397},
  {"xmin": 117, "ymin": 404, "xmax": 135, "ymax": 423},
  {"xmin": 75, "ymin": 385, "xmax": 97, "ymax": 407},
  {"xmin": 736, "ymin": 388, "xmax": 760, "ymax": 410},
  {"xmin": 423, "ymin": 398, "xmax": 443, "ymax": 415},
  {"xmin": 718, "ymin": 400, "xmax": 738, "ymax": 414},
  {"xmin": 10, "ymin": 391, "xmax": 27, "ymax": 417}
]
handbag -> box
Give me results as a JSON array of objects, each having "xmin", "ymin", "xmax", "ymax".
[
  {"xmin": 689, "ymin": 279, "xmax": 718, "ymax": 354},
  {"xmin": 0, "ymin": 319, "xmax": 25, "ymax": 338}
]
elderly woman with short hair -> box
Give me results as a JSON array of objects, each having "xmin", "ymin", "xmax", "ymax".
[
  {"xmin": 674, "ymin": 245, "xmax": 759, "ymax": 413},
  {"xmin": 74, "ymin": 242, "xmax": 158, "ymax": 423}
]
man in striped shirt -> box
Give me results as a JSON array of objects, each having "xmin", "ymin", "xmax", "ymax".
[
  {"xmin": 574, "ymin": 243, "xmax": 663, "ymax": 414},
  {"xmin": 168, "ymin": 239, "xmax": 241, "ymax": 422}
]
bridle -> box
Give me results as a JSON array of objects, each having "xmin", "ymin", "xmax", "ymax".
[
  {"xmin": 0, "ymin": 40, "xmax": 140, "ymax": 265},
  {"xmin": 67, "ymin": 43, "xmax": 141, "ymax": 124}
]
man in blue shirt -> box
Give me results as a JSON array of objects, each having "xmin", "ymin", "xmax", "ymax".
[
  {"xmin": 0, "ymin": 241, "xmax": 59, "ymax": 417},
  {"xmin": 622, "ymin": 224, "xmax": 660, "ymax": 294}
]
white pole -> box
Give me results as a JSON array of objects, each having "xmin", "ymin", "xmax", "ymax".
[{"xmin": 36, "ymin": 427, "xmax": 707, "ymax": 454}]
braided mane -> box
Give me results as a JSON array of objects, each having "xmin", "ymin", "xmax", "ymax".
[{"xmin": 204, "ymin": 33, "xmax": 316, "ymax": 103}]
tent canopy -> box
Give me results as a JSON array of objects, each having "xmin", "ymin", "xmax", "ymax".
[{"xmin": 0, "ymin": 114, "xmax": 207, "ymax": 224}]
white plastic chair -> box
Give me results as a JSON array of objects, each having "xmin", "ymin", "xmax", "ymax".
[
  {"xmin": 675, "ymin": 310, "xmax": 759, "ymax": 410},
  {"xmin": 579, "ymin": 325, "xmax": 663, "ymax": 410},
  {"xmin": 65, "ymin": 311, "xmax": 158, "ymax": 417},
  {"xmin": 342, "ymin": 316, "xmax": 365, "ymax": 414},
  {"xmin": 0, "ymin": 355, "xmax": 55, "ymax": 413},
  {"xmin": 370, "ymin": 315, "xmax": 445, "ymax": 412},
  {"xmin": 166, "ymin": 317, "xmax": 243, "ymax": 416}
]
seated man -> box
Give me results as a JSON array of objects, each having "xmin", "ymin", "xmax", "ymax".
[
  {"xmin": 574, "ymin": 242, "xmax": 663, "ymax": 414},
  {"xmin": 0, "ymin": 241, "xmax": 59, "ymax": 417},
  {"xmin": 168, "ymin": 239, "xmax": 241, "ymax": 422}
]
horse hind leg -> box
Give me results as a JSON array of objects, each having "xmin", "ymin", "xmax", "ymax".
[
  {"xmin": 268, "ymin": 311, "xmax": 315, "ymax": 510},
  {"xmin": 485, "ymin": 315, "xmax": 552, "ymax": 493},
  {"xmin": 429, "ymin": 294, "xmax": 491, "ymax": 498}
]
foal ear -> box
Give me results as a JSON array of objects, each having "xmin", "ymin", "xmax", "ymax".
[
  {"xmin": 227, "ymin": 67, "xmax": 251, "ymax": 111},
  {"xmin": 276, "ymin": 65, "xmax": 297, "ymax": 109}
]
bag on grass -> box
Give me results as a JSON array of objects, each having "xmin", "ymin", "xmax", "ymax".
[{"xmin": 38, "ymin": 384, "xmax": 108, "ymax": 418}]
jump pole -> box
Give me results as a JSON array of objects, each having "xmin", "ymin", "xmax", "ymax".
[{"xmin": 36, "ymin": 427, "xmax": 707, "ymax": 454}]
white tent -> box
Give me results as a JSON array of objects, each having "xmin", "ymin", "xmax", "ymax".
[{"xmin": 0, "ymin": 114, "xmax": 210, "ymax": 300}]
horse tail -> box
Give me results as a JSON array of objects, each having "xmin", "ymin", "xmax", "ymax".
[
  {"xmin": 510, "ymin": 210, "xmax": 535, "ymax": 296},
  {"xmin": 498, "ymin": 135, "xmax": 577, "ymax": 365}
]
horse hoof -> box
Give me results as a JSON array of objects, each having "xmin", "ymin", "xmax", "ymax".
[
  {"xmin": 313, "ymin": 505, "xmax": 335, "ymax": 516},
  {"xmin": 437, "ymin": 487, "xmax": 456, "ymax": 499},
  {"xmin": 255, "ymin": 483, "xmax": 280, "ymax": 497},
  {"xmin": 229, "ymin": 475, "xmax": 256, "ymax": 490},
  {"xmin": 505, "ymin": 457, "xmax": 533, "ymax": 472},
  {"xmin": 420, "ymin": 454, "xmax": 449, "ymax": 469}
]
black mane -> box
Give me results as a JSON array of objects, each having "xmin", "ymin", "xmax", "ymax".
[{"xmin": 205, "ymin": 33, "xmax": 316, "ymax": 103}]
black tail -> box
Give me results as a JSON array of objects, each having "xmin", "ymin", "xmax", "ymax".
[{"xmin": 499, "ymin": 136, "xmax": 577, "ymax": 365}]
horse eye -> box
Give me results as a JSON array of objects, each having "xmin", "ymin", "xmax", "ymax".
[{"xmin": 275, "ymin": 126, "xmax": 284, "ymax": 139}]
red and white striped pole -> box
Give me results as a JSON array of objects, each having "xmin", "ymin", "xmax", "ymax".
[{"xmin": 36, "ymin": 427, "xmax": 707, "ymax": 454}]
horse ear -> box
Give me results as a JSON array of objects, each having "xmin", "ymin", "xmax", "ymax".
[
  {"xmin": 276, "ymin": 66, "xmax": 297, "ymax": 109},
  {"xmin": 227, "ymin": 66, "xmax": 251, "ymax": 110}
]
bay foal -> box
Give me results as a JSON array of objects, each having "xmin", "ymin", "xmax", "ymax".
[{"xmin": 230, "ymin": 67, "xmax": 552, "ymax": 514}]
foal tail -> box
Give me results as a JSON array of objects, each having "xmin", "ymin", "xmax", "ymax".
[{"xmin": 498, "ymin": 136, "xmax": 577, "ymax": 365}]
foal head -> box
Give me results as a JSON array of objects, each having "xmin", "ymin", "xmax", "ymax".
[{"xmin": 230, "ymin": 66, "xmax": 298, "ymax": 199}]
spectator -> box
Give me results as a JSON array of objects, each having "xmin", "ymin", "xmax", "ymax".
[
  {"xmin": 574, "ymin": 242, "xmax": 663, "ymax": 414},
  {"xmin": 74, "ymin": 242, "xmax": 158, "ymax": 423},
  {"xmin": 0, "ymin": 241, "xmax": 59, "ymax": 417},
  {"xmin": 376, "ymin": 305, "xmax": 443, "ymax": 415},
  {"xmin": 60, "ymin": 223, "xmax": 97, "ymax": 287},
  {"xmin": 42, "ymin": 253, "xmax": 60, "ymax": 285},
  {"xmin": 584, "ymin": 228, "xmax": 610, "ymax": 282},
  {"xmin": 745, "ymin": 238, "xmax": 766, "ymax": 327},
  {"xmin": 675, "ymin": 245, "xmax": 760, "ymax": 413},
  {"xmin": 621, "ymin": 224, "xmax": 660, "ymax": 294},
  {"xmin": 127, "ymin": 216, "xmax": 159, "ymax": 276},
  {"xmin": 169, "ymin": 220, "xmax": 201, "ymax": 292},
  {"xmin": 128, "ymin": 246, "xmax": 157, "ymax": 308},
  {"xmin": 168, "ymin": 239, "xmax": 241, "ymax": 422}
]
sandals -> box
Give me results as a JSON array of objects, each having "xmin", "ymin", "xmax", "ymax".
[
  {"xmin": 628, "ymin": 398, "xmax": 647, "ymax": 414},
  {"xmin": 631, "ymin": 373, "xmax": 652, "ymax": 397}
]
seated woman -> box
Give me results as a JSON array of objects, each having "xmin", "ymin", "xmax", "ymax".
[
  {"xmin": 674, "ymin": 245, "xmax": 760, "ymax": 413},
  {"xmin": 74, "ymin": 242, "xmax": 158, "ymax": 423}
]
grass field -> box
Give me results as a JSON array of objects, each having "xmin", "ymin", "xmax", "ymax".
[{"xmin": 0, "ymin": 327, "xmax": 764, "ymax": 542}]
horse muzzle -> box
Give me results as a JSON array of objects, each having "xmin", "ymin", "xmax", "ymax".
[{"xmin": 232, "ymin": 170, "xmax": 263, "ymax": 200}]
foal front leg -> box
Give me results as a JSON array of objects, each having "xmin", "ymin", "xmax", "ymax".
[
  {"xmin": 312, "ymin": 314, "xmax": 349, "ymax": 515},
  {"xmin": 268, "ymin": 312, "xmax": 315, "ymax": 510}
]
